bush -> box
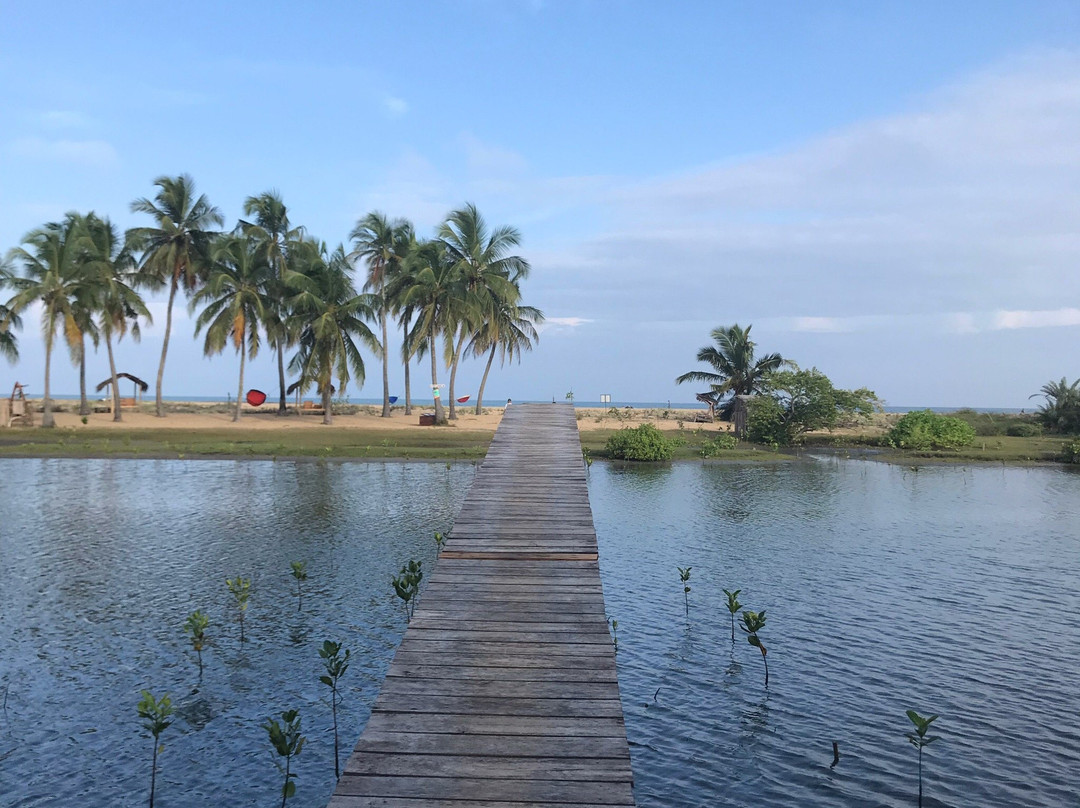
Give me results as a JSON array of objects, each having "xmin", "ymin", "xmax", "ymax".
[
  {"xmin": 699, "ymin": 432, "xmax": 738, "ymax": 457},
  {"xmin": 605, "ymin": 423, "xmax": 682, "ymax": 461},
  {"xmin": 887, "ymin": 410, "xmax": 975, "ymax": 451},
  {"xmin": 746, "ymin": 368, "xmax": 880, "ymax": 446},
  {"xmin": 1063, "ymin": 438, "xmax": 1080, "ymax": 464},
  {"xmin": 1006, "ymin": 422, "xmax": 1043, "ymax": 437}
]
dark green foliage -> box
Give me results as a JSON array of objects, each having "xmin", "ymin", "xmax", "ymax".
[
  {"xmin": 722, "ymin": 588, "xmax": 742, "ymax": 643},
  {"xmin": 183, "ymin": 611, "xmax": 209, "ymax": 676},
  {"xmin": 739, "ymin": 609, "xmax": 769, "ymax": 686},
  {"xmin": 698, "ymin": 432, "xmax": 738, "ymax": 457},
  {"xmin": 747, "ymin": 368, "xmax": 879, "ymax": 446},
  {"xmin": 888, "ymin": 410, "xmax": 975, "ymax": 451},
  {"xmin": 1063, "ymin": 437, "xmax": 1080, "ymax": 463},
  {"xmin": 1032, "ymin": 377, "xmax": 1080, "ymax": 434},
  {"xmin": 1006, "ymin": 422, "xmax": 1043, "ymax": 437},
  {"xmin": 392, "ymin": 559, "xmax": 423, "ymax": 621},
  {"xmin": 950, "ymin": 408, "xmax": 1039, "ymax": 437},
  {"xmin": 675, "ymin": 323, "xmax": 785, "ymax": 418},
  {"xmin": 137, "ymin": 690, "xmax": 173, "ymax": 808},
  {"xmin": 318, "ymin": 640, "xmax": 350, "ymax": 779},
  {"xmin": 605, "ymin": 423, "xmax": 682, "ymax": 461},
  {"xmin": 906, "ymin": 709, "xmax": 941, "ymax": 807},
  {"xmin": 265, "ymin": 709, "xmax": 305, "ymax": 807}
]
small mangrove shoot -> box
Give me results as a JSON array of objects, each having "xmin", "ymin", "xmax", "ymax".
[
  {"xmin": 265, "ymin": 709, "xmax": 306, "ymax": 808},
  {"xmin": 183, "ymin": 610, "xmax": 209, "ymax": 676},
  {"xmin": 677, "ymin": 566, "xmax": 692, "ymax": 616},
  {"xmin": 434, "ymin": 531, "xmax": 445, "ymax": 556},
  {"xmin": 226, "ymin": 576, "xmax": 252, "ymax": 643},
  {"xmin": 608, "ymin": 616, "xmax": 619, "ymax": 652},
  {"xmin": 318, "ymin": 640, "xmax": 351, "ymax": 779},
  {"xmin": 137, "ymin": 690, "xmax": 173, "ymax": 808},
  {"xmin": 740, "ymin": 609, "xmax": 768, "ymax": 686},
  {"xmin": 392, "ymin": 559, "xmax": 423, "ymax": 621},
  {"xmin": 723, "ymin": 589, "xmax": 743, "ymax": 643},
  {"xmin": 906, "ymin": 709, "xmax": 941, "ymax": 808},
  {"xmin": 289, "ymin": 561, "xmax": 308, "ymax": 612}
]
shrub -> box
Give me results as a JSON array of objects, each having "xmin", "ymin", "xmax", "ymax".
[
  {"xmin": 1063, "ymin": 438, "xmax": 1080, "ymax": 464},
  {"xmin": 1006, "ymin": 422, "xmax": 1042, "ymax": 437},
  {"xmin": 605, "ymin": 423, "xmax": 681, "ymax": 461},
  {"xmin": 888, "ymin": 410, "xmax": 975, "ymax": 450},
  {"xmin": 747, "ymin": 368, "xmax": 879, "ymax": 446},
  {"xmin": 700, "ymin": 433, "xmax": 738, "ymax": 457}
]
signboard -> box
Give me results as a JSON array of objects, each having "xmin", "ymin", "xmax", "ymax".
[{"xmin": 600, "ymin": 394, "xmax": 611, "ymax": 404}]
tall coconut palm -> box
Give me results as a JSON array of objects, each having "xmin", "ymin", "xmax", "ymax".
[
  {"xmin": 0, "ymin": 261, "xmax": 20, "ymax": 363},
  {"xmin": 287, "ymin": 243, "xmax": 379, "ymax": 425},
  {"xmin": 129, "ymin": 174, "xmax": 223, "ymax": 416},
  {"xmin": 83, "ymin": 214, "xmax": 151, "ymax": 422},
  {"xmin": 675, "ymin": 324, "xmax": 786, "ymax": 418},
  {"xmin": 401, "ymin": 240, "xmax": 462, "ymax": 425},
  {"xmin": 239, "ymin": 191, "xmax": 304, "ymax": 415},
  {"xmin": 64, "ymin": 214, "xmax": 102, "ymax": 416},
  {"xmin": 350, "ymin": 212, "xmax": 413, "ymax": 418},
  {"xmin": 5, "ymin": 215, "xmax": 90, "ymax": 427},
  {"xmin": 193, "ymin": 236, "xmax": 270, "ymax": 422},
  {"xmin": 385, "ymin": 236, "xmax": 422, "ymax": 415},
  {"xmin": 438, "ymin": 204, "xmax": 529, "ymax": 420},
  {"xmin": 1031, "ymin": 377, "xmax": 1080, "ymax": 434},
  {"xmin": 469, "ymin": 291, "xmax": 543, "ymax": 414}
]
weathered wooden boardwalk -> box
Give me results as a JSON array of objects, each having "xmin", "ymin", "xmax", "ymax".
[{"xmin": 330, "ymin": 404, "xmax": 635, "ymax": 807}]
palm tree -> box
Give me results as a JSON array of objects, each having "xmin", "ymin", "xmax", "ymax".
[
  {"xmin": 287, "ymin": 243, "xmax": 379, "ymax": 425},
  {"xmin": 350, "ymin": 212, "xmax": 413, "ymax": 418},
  {"xmin": 240, "ymin": 191, "xmax": 304, "ymax": 415},
  {"xmin": 469, "ymin": 291, "xmax": 543, "ymax": 414},
  {"xmin": 129, "ymin": 174, "xmax": 223, "ymax": 416},
  {"xmin": 5, "ymin": 215, "xmax": 90, "ymax": 427},
  {"xmin": 1031, "ymin": 377, "xmax": 1080, "ymax": 434},
  {"xmin": 675, "ymin": 324, "xmax": 785, "ymax": 418},
  {"xmin": 0, "ymin": 260, "xmax": 21, "ymax": 363},
  {"xmin": 438, "ymin": 204, "xmax": 530, "ymax": 420},
  {"xmin": 66, "ymin": 216, "xmax": 101, "ymax": 417},
  {"xmin": 401, "ymin": 240, "xmax": 461, "ymax": 425},
  {"xmin": 385, "ymin": 237, "xmax": 421, "ymax": 415},
  {"xmin": 193, "ymin": 236, "xmax": 270, "ymax": 422},
  {"xmin": 82, "ymin": 214, "xmax": 151, "ymax": 422}
]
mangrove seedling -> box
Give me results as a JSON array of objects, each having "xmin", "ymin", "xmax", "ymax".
[
  {"xmin": 289, "ymin": 561, "xmax": 308, "ymax": 612},
  {"xmin": 434, "ymin": 531, "xmax": 445, "ymax": 556},
  {"xmin": 183, "ymin": 610, "xmax": 210, "ymax": 676},
  {"xmin": 608, "ymin": 616, "xmax": 619, "ymax": 652},
  {"xmin": 318, "ymin": 640, "xmax": 351, "ymax": 779},
  {"xmin": 677, "ymin": 566, "xmax": 692, "ymax": 615},
  {"xmin": 137, "ymin": 690, "xmax": 173, "ymax": 808},
  {"xmin": 226, "ymin": 576, "xmax": 252, "ymax": 643},
  {"xmin": 740, "ymin": 609, "xmax": 769, "ymax": 686},
  {"xmin": 906, "ymin": 709, "xmax": 941, "ymax": 808},
  {"xmin": 723, "ymin": 589, "xmax": 743, "ymax": 643},
  {"xmin": 265, "ymin": 709, "xmax": 305, "ymax": 808},
  {"xmin": 392, "ymin": 559, "xmax": 423, "ymax": 621}
]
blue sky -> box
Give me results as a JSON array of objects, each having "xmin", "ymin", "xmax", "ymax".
[{"xmin": 3, "ymin": 1, "xmax": 1080, "ymax": 407}]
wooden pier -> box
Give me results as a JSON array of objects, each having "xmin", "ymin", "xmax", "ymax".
[{"xmin": 330, "ymin": 404, "xmax": 635, "ymax": 807}]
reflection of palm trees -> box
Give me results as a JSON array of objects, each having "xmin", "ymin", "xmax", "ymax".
[{"xmin": 676, "ymin": 324, "xmax": 785, "ymax": 418}]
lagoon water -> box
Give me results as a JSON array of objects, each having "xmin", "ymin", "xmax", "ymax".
[{"xmin": 1, "ymin": 456, "xmax": 1079, "ymax": 806}]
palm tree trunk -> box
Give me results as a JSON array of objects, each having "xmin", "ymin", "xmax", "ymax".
[
  {"xmin": 447, "ymin": 329, "xmax": 466, "ymax": 420},
  {"xmin": 234, "ymin": 335, "xmax": 245, "ymax": 422},
  {"xmin": 78, "ymin": 335, "xmax": 89, "ymax": 416},
  {"xmin": 155, "ymin": 278, "xmax": 179, "ymax": 417},
  {"xmin": 430, "ymin": 323, "xmax": 444, "ymax": 424},
  {"xmin": 42, "ymin": 321, "xmax": 55, "ymax": 428},
  {"xmin": 381, "ymin": 300, "xmax": 390, "ymax": 418},
  {"xmin": 402, "ymin": 313, "xmax": 412, "ymax": 416},
  {"xmin": 277, "ymin": 342, "xmax": 287, "ymax": 415},
  {"xmin": 106, "ymin": 331, "xmax": 121, "ymax": 422},
  {"xmin": 475, "ymin": 343, "xmax": 496, "ymax": 415},
  {"xmin": 322, "ymin": 380, "xmax": 333, "ymax": 425}
]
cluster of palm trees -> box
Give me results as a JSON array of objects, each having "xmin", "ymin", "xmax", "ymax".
[{"xmin": 0, "ymin": 174, "xmax": 543, "ymax": 427}]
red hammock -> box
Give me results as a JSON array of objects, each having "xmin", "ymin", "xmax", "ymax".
[
  {"xmin": 456, "ymin": 396, "xmax": 470, "ymax": 403},
  {"xmin": 246, "ymin": 389, "xmax": 267, "ymax": 406}
]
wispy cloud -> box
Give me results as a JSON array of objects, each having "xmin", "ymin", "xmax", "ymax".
[
  {"xmin": 384, "ymin": 96, "xmax": 409, "ymax": 117},
  {"xmin": 10, "ymin": 137, "xmax": 118, "ymax": 167},
  {"xmin": 36, "ymin": 110, "xmax": 91, "ymax": 129}
]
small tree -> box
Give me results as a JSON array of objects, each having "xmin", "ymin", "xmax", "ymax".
[
  {"xmin": 906, "ymin": 709, "xmax": 941, "ymax": 808},
  {"xmin": 740, "ymin": 610, "xmax": 769, "ymax": 686},
  {"xmin": 722, "ymin": 589, "xmax": 742, "ymax": 643},
  {"xmin": 747, "ymin": 367, "xmax": 879, "ymax": 446},
  {"xmin": 289, "ymin": 561, "xmax": 308, "ymax": 612},
  {"xmin": 392, "ymin": 559, "xmax": 423, "ymax": 621},
  {"xmin": 265, "ymin": 709, "xmax": 305, "ymax": 808},
  {"xmin": 183, "ymin": 610, "xmax": 210, "ymax": 676},
  {"xmin": 677, "ymin": 567, "xmax": 692, "ymax": 616},
  {"xmin": 136, "ymin": 690, "xmax": 173, "ymax": 808},
  {"xmin": 318, "ymin": 640, "xmax": 351, "ymax": 779},
  {"xmin": 226, "ymin": 576, "xmax": 252, "ymax": 643}
]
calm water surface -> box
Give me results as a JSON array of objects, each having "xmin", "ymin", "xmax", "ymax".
[{"xmin": 2, "ymin": 456, "xmax": 1079, "ymax": 807}]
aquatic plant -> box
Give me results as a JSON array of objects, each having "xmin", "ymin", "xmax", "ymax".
[
  {"xmin": 226, "ymin": 576, "xmax": 252, "ymax": 643},
  {"xmin": 608, "ymin": 616, "xmax": 619, "ymax": 652},
  {"xmin": 677, "ymin": 567, "xmax": 692, "ymax": 615},
  {"xmin": 723, "ymin": 589, "xmax": 742, "ymax": 642},
  {"xmin": 434, "ymin": 531, "xmax": 445, "ymax": 555},
  {"xmin": 318, "ymin": 640, "xmax": 351, "ymax": 779},
  {"xmin": 136, "ymin": 690, "xmax": 173, "ymax": 808},
  {"xmin": 906, "ymin": 709, "xmax": 941, "ymax": 808},
  {"xmin": 392, "ymin": 559, "xmax": 423, "ymax": 621},
  {"xmin": 740, "ymin": 609, "xmax": 768, "ymax": 686},
  {"xmin": 182, "ymin": 610, "xmax": 209, "ymax": 676},
  {"xmin": 289, "ymin": 561, "xmax": 308, "ymax": 612},
  {"xmin": 265, "ymin": 709, "xmax": 305, "ymax": 807}
]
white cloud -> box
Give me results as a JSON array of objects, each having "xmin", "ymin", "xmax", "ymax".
[
  {"xmin": 384, "ymin": 96, "xmax": 409, "ymax": 117},
  {"xmin": 10, "ymin": 137, "xmax": 118, "ymax": 167},
  {"xmin": 991, "ymin": 307, "xmax": 1080, "ymax": 330},
  {"xmin": 544, "ymin": 316, "xmax": 592, "ymax": 328}
]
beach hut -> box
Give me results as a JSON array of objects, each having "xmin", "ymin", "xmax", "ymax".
[{"xmin": 95, "ymin": 373, "xmax": 149, "ymax": 410}]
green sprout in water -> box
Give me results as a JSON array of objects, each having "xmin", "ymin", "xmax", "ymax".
[
  {"xmin": 723, "ymin": 588, "xmax": 743, "ymax": 643},
  {"xmin": 265, "ymin": 709, "xmax": 305, "ymax": 808},
  {"xmin": 677, "ymin": 567, "xmax": 692, "ymax": 616},
  {"xmin": 137, "ymin": 690, "xmax": 173, "ymax": 808},
  {"xmin": 183, "ymin": 610, "xmax": 209, "ymax": 676},
  {"xmin": 906, "ymin": 709, "xmax": 941, "ymax": 808},
  {"xmin": 289, "ymin": 561, "xmax": 308, "ymax": 612},
  {"xmin": 608, "ymin": 616, "xmax": 619, "ymax": 652},
  {"xmin": 392, "ymin": 559, "xmax": 423, "ymax": 621},
  {"xmin": 318, "ymin": 640, "xmax": 351, "ymax": 779},
  {"xmin": 226, "ymin": 576, "xmax": 252, "ymax": 643},
  {"xmin": 434, "ymin": 531, "xmax": 445, "ymax": 556},
  {"xmin": 740, "ymin": 609, "xmax": 769, "ymax": 686}
]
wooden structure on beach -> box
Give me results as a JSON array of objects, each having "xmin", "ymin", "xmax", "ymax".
[{"xmin": 330, "ymin": 403, "xmax": 636, "ymax": 807}]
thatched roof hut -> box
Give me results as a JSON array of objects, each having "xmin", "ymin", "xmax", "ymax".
[{"xmin": 94, "ymin": 373, "xmax": 148, "ymax": 393}]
